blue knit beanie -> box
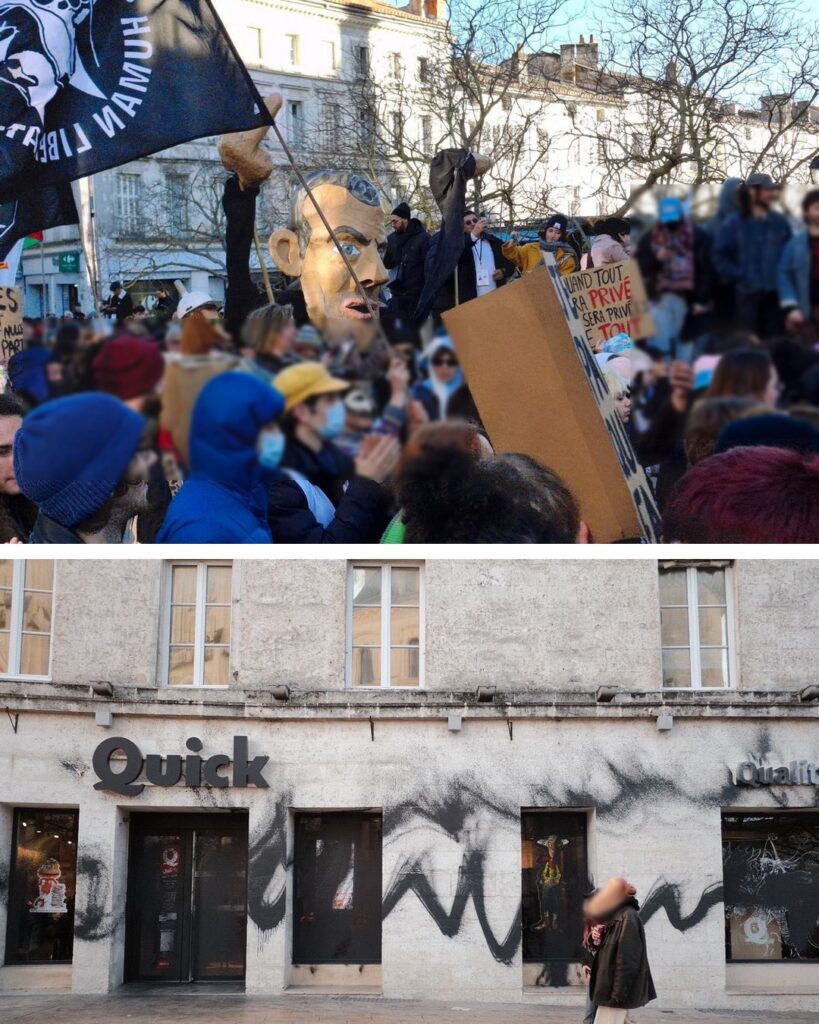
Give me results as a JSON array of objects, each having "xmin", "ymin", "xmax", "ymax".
[{"xmin": 14, "ymin": 394, "xmax": 146, "ymax": 528}]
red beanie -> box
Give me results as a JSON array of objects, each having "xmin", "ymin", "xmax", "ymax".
[{"xmin": 93, "ymin": 336, "xmax": 165, "ymax": 401}]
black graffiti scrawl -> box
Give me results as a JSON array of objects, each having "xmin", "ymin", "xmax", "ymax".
[
  {"xmin": 73, "ymin": 853, "xmax": 113, "ymax": 941},
  {"xmin": 247, "ymin": 791, "xmax": 291, "ymax": 937},
  {"xmin": 383, "ymin": 851, "xmax": 522, "ymax": 965}
]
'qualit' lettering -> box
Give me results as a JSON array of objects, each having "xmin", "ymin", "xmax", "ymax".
[{"xmin": 92, "ymin": 735, "xmax": 269, "ymax": 796}]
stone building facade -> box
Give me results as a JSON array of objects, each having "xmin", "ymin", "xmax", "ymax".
[{"xmin": 0, "ymin": 557, "xmax": 817, "ymax": 1009}]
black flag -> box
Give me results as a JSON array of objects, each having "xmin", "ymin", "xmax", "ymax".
[
  {"xmin": 0, "ymin": 0, "xmax": 268, "ymax": 203},
  {"xmin": 414, "ymin": 149, "xmax": 477, "ymax": 323},
  {"xmin": 0, "ymin": 185, "xmax": 79, "ymax": 262}
]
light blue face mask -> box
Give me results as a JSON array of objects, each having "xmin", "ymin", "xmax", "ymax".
[
  {"xmin": 258, "ymin": 430, "xmax": 286, "ymax": 470},
  {"xmin": 319, "ymin": 399, "xmax": 346, "ymax": 441}
]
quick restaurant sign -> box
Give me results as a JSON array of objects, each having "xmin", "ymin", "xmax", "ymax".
[
  {"xmin": 92, "ymin": 736, "xmax": 269, "ymax": 796},
  {"xmin": 734, "ymin": 761, "xmax": 819, "ymax": 786}
]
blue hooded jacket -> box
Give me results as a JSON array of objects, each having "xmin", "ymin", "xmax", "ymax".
[{"xmin": 156, "ymin": 372, "xmax": 284, "ymax": 543}]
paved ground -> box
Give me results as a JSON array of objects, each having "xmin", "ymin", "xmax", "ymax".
[{"xmin": 0, "ymin": 992, "xmax": 812, "ymax": 1024}]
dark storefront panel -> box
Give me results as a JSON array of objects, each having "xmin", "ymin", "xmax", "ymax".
[
  {"xmin": 521, "ymin": 810, "xmax": 589, "ymax": 964},
  {"xmin": 293, "ymin": 811, "xmax": 382, "ymax": 964},
  {"xmin": 5, "ymin": 809, "xmax": 78, "ymax": 964},
  {"xmin": 125, "ymin": 813, "xmax": 248, "ymax": 983},
  {"xmin": 722, "ymin": 811, "xmax": 819, "ymax": 962}
]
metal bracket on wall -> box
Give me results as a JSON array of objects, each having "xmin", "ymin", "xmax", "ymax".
[
  {"xmin": 507, "ymin": 719, "xmax": 513, "ymax": 741},
  {"xmin": 369, "ymin": 716, "xmax": 375, "ymax": 741},
  {"xmin": 6, "ymin": 707, "xmax": 19, "ymax": 734}
]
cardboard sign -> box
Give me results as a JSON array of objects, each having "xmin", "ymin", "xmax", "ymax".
[
  {"xmin": 0, "ymin": 287, "xmax": 23, "ymax": 365},
  {"xmin": 442, "ymin": 260, "xmax": 660, "ymax": 543},
  {"xmin": 563, "ymin": 259, "xmax": 655, "ymax": 350}
]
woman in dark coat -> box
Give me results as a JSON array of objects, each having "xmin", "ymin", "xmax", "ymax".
[{"xmin": 586, "ymin": 877, "xmax": 657, "ymax": 1024}]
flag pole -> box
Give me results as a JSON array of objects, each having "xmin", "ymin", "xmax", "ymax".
[{"xmin": 253, "ymin": 230, "xmax": 274, "ymax": 302}]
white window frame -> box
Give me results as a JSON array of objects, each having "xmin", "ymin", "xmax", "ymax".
[
  {"xmin": 660, "ymin": 564, "xmax": 737, "ymax": 690},
  {"xmin": 160, "ymin": 561, "xmax": 233, "ymax": 689},
  {"xmin": 345, "ymin": 562, "xmax": 425, "ymax": 689},
  {"xmin": 246, "ymin": 25, "xmax": 263, "ymax": 62},
  {"xmin": 0, "ymin": 560, "xmax": 54, "ymax": 681},
  {"xmin": 285, "ymin": 34, "xmax": 299, "ymax": 67},
  {"xmin": 116, "ymin": 172, "xmax": 142, "ymax": 237}
]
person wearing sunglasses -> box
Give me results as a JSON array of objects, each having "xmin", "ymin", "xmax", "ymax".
[
  {"xmin": 411, "ymin": 334, "xmax": 468, "ymax": 421},
  {"xmin": 427, "ymin": 211, "xmax": 515, "ymax": 322}
]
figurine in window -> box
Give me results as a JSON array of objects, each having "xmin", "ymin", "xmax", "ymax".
[{"xmin": 531, "ymin": 835, "xmax": 570, "ymax": 931}]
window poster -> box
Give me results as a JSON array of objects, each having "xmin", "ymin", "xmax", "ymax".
[{"xmin": 6, "ymin": 809, "xmax": 79, "ymax": 963}]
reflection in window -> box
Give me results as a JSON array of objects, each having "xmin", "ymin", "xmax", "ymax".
[
  {"xmin": 659, "ymin": 564, "xmax": 733, "ymax": 688},
  {"xmin": 722, "ymin": 813, "xmax": 819, "ymax": 961},
  {"xmin": 167, "ymin": 563, "xmax": 232, "ymax": 687},
  {"xmin": 521, "ymin": 811, "xmax": 589, "ymax": 969},
  {"xmin": 293, "ymin": 812, "xmax": 382, "ymax": 964},
  {"xmin": 348, "ymin": 564, "xmax": 422, "ymax": 687},
  {"xmin": 5, "ymin": 809, "xmax": 78, "ymax": 963},
  {"xmin": 0, "ymin": 560, "xmax": 54, "ymax": 678}
]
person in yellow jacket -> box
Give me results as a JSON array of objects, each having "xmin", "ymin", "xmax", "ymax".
[{"xmin": 502, "ymin": 214, "xmax": 579, "ymax": 277}]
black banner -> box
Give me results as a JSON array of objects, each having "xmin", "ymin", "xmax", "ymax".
[
  {"xmin": 414, "ymin": 149, "xmax": 476, "ymax": 323},
  {"xmin": 0, "ymin": 185, "xmax": 78, "ymax": 261},
  {"xmin": 0, "ymin": 0, "xmax": 268, "ymax": 203}
]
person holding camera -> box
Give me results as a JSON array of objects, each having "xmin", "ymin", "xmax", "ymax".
[{"xmin": 425, "ymin": 210, "xmax": 515, "ymax": 322}]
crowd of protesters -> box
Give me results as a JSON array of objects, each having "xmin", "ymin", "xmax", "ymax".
[{"xmin": 2, "ymin": 171, "xmax": 819, "ymax": 544}]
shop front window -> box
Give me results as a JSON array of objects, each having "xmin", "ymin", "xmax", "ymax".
[
  {"xmin": 521, "ymin": 811, "xmax": 589, "ymax": 973},
  {"xmin": 293, "ymin": 811, "xmax": 382, "ymax": 964},
  {"xmin": 722, "ymin": 812, "xmax": 819, "ymax": 961},
  {"xmin": 5, "ymin": 809, "xmax": 78, "ymax": 963}
]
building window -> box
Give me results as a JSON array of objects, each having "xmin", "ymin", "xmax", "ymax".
[
  {"xmin": 166, "ymin": 173, "xmax": 189, "ymax": 235},
  {"xmin": 569, "ymin": 186, "xmax": 581, "ymax": 215},
  {"xmin": 722, "ymin": 812, "xmax": 819, "ymax": 962},
  {"xmin": 418, "ymin": 57, "xmax": 429, "ymax": 82},
  {"xmin": 164, "ymin": 562, "xmax": 232, "ymax": 687},
  {"xmin": 420, "ymin": 114, "xmax": 432, "ymax": 155},
  {"xmin": 116, "ymin": 172, "xmax": 143, "ymax": 237},
  {"xmin": 285, "ymin": 34, "xmax": 299, "ymax": 67},
  {"xmin": 293, "ymin": 812, "xmax": 382, "ymax": 965},
  {"xmin": 0, "ymin": 560, "xmax": 53, "ymax": 679},
  {"xmin": 288, "ymin": 100, "xmax": 304, "ymax": 147},
  {"xmin": 357, "ymin": 105, "xmax": 375, "ymax": 149},
  {"xmin": 355, "ymin": 44, "xmax": 370, "ymax": 78},
  {"xmin": 5, "ymin": 808, "xmax": 79, "ymax": 964},
  {"xmin": 521, "ymin": 811, "xmax": 589, "ymax": 964},
  {"xmin": 347, "ymin": 563, "xmax": 422, "ymax": 688},
  {"xmin": 244, "ymin": 26, "xmax": 262, "ymax": 62},
  {"xmin": 660, "ymin": 564, "xmax": 734, "ymax": 689},
  {"xmin": 391, "ymin": 52, "xmax": 403, "ymax": 78},
  {"xmin": 322, "ymin": 40, "xmax": 336, "ymax": 71},
  {"xmin": 319, "ymin": 102, "xmax": 339, "ymax": 151}
]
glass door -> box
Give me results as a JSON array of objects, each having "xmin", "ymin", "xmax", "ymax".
[
  {"xmin": 191, "ymin": 831, "xmax": 247, "ymax": 979},
  {"xmin": 125, "ymin": 814, "xmax": 247, "ymax": 983}
]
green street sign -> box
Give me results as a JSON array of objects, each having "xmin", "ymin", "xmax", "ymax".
[{"xmin": 58, "ymin": 252, "xmax": 81, "ymax": 274}]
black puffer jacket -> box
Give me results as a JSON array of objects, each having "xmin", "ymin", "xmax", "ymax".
[
  {"xmin": 385, "ymin": 219, "xmax": 431, "ymax": 322},
  {"xmin": 590, "ymin": 898, "xmax": 657, "ymax": 1010}
]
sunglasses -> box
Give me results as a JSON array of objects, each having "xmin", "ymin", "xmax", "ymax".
[
  {"xmin": 464, "ymin": 218, "xmax": 478, "ymax": 225},
  {"xmin": 432, "ymin": 357, "xmax": 459, "ymax": 367}
]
